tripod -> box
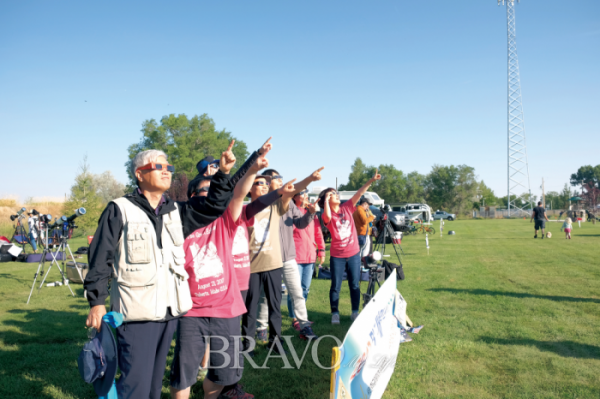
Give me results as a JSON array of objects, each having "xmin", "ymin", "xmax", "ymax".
[
  {"xmin": 11, "ymin": 215, "xmax": 31, "ymax": 254},
  {"xmin": 362, "ymin": 262, "xmax": 385, "ymax": 308},
  {"xmin": 373, "ymin": 213, "xmax": 404, "ymax": 263},
  {"xmin": 26, "ymin": 222, "xmax": 81, "ymax": 304}
]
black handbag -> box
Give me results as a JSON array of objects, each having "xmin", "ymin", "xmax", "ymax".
[{"xmin": 382, "ymin": 260, "xmax": 405, "ymax": 281}]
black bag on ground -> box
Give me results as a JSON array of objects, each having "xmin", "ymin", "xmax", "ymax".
[
  {"xmin": 0, "ymin": 253, "xmax": 14, "ymax": 263},
  {"xmin": 382, "ymin": 260, "xmax": 405, "ymax": 281},
  {"xmin": 75, "ymin": 246, "xmax": 89, "ymax": 255}
]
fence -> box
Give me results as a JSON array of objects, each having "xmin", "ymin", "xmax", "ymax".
[{"xmin": 474, "ymin": 207, "xmax": 571, "ymax": 219}]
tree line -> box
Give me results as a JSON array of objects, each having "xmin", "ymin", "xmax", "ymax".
[{"xmin": 62, "ymin": 113, "xmax": 599, "ymax": 232}]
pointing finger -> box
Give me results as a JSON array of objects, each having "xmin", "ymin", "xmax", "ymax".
[
  {"xmin": 315, "ymin": 166, "xmax": 325, "ymax": 173},
  {"xmin": 227, "ymin": 140, "xmax": 235, "ymax": 151},
  {"xmin": 284, "ymin": 178, "xmax": 297, "ymax": 187},
  {"xmin": 263, "ymin": 137, "xmax": 272, "ymax": 146}
]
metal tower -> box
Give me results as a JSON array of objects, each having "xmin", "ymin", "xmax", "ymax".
[{"xmin": 499, "ymin": 0, "xmax": 532, "ymax": 216}]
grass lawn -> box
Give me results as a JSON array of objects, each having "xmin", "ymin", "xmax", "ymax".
[{"xmin": 1, "ymin": 219, "xmax": 599, "ymax": 398}]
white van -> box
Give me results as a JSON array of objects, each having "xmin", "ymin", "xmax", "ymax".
[
  {"xmin": 392, "ymin": 203, "xmax": 434, "ymax": 222},
  {"xmin": 338, "ymin": 191, "xmax": 385, "ymax": 207}
]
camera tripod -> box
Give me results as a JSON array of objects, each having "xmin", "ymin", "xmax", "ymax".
[
  {"xmin": 362, "ymin": 261, "xmax": 385, "ymax": 308},
  {"xmin": 373, "ymin": 214, "xmax": 404, "ymax": 263},
  {"xmin": 11, "ymin": 215, "xmax": 31, "ymax": 254},
  {"xmin": 26, "ymin": 223, "xmax": 81, "ymax": 304}
]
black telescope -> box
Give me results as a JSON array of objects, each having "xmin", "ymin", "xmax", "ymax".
[
  {"xmin": 66, "ymin": 208, "xmax": 86, "ymax": 223},
  {"xmin": 10, "ymin": 207, "xmax": 27, "ymax": 221}
]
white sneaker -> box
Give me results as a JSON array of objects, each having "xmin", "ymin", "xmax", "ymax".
[
  {"xmin": 331, "ymin": 314, "xmax": 340, "ymax": 324},
  {"xmin": 351, "ymin": 312, "xmax": 359, "ymax": 322}
]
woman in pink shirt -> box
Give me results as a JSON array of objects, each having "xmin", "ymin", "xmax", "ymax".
[
  {"xmin": 318, "ymin": 170, "xmax": 381, "ymax": 325},
  {"xmin": 288, "ymin": 189, "xmax": 326, "ymax": 330}
]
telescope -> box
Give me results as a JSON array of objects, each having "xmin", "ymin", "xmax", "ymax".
[
  {"xmin": 10, "ymin": 207, "xmax": 27, "ymax": 221},
  {"xmin": 40, "ymin": 214, "xmax": 52, "ymax": 223},
  {"xmin": 49, "ymin": 216, "xmax": 68, "ymax": 230},
  {"xmin": 66, "ymin": 208, "xmax": 86, "ymax": 223}
]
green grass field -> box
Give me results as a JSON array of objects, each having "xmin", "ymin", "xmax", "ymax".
[{"xmin": 1, "ymin": 219, "xmax": 599, "ymax": 398}]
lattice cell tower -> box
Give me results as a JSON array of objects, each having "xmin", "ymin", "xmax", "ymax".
[{"xmin": 499, "ymin": 0, "xmax": 532, "ymax": 216}]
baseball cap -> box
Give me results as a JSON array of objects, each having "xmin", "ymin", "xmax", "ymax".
[
  {"xmin": 359, "ymin": 196, "xmax": 373, "ymax": 205},
  {"xmin": 196, "ymin": 156, "xmax": 220, "ymax": 175}
]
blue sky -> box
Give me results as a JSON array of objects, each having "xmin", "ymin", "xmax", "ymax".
[{"xmin": 1, "ymin": 0, "xmax": 598, "ymax": 203}]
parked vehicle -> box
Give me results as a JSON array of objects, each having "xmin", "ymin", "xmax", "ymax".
[
  {"xmin": 391, "ymin": 203, "xmax": 434, "ymax": 222},
  {"xmin": 433, "ymin": 210, "xmax": 456, "ymax": 221},
  {"xmin": 339, "ymin": 191, "xmax": 385, "ymax": 206}
]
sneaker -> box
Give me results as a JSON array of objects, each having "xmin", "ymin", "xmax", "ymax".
[
  {"xmin": 351, "ymin": 312, "xmax": 359, "ymax": 322},
  {"xmin": 256, "ymin": 329, "xmax": 268, "ymax": 343},
  {"xmin": 299, "ymin": 325, "xmax": 318, "ymax": 340},
  {"xmin": 534, "ymin": 235, "xmax": 537, "ymax": 238},
  {"xmin": 292, "ymin": 320, "xmax": 301, "ymax": 331},
  {"xmin": 331, "ymin": 314, "xmax": 340, "ymax": 324},
  {"xmin": 218, "ymin": 383, "xmax": 254, "ymax": 399}
]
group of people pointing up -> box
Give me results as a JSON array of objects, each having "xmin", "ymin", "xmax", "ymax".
[{"xmin": 83, "ymin": 137, "xmax": 381, "ymax": 399}]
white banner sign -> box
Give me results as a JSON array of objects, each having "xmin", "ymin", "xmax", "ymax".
[{"xmin": 330, "ymin": 273, "xmax": 408, "ymax": 399}]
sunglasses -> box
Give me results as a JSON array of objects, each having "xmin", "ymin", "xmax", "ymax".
[
  {"xmin": 296, "ymin": 190, "xmax": 308, "ymax": 196},
  {"xmin": 207, "ymin": 163, "xmax": 219, "ymax": 169},
  {"xmin": 194, "ymin": 187, "xmax": 210, "ymax": 194},
  {"xmin": 271, "ymin": 175, "xmax": 283, "ymax": 181},
  {"xmin": 136, "ymin": 163, "xmax": 175, "ymax": 173},
  {"xmin": 253, "ymin": 181, "xmax": 268, "ymax": 186}
]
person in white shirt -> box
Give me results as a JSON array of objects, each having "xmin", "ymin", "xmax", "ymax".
[{"xmin": 27, "ymin": 210, "xmax": 39, "ymax": 253}]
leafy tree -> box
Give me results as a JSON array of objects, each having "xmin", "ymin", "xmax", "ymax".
[
  {"xmin": 570, "ymin": 165, "xmax": 600, "ymax": 208},
  {"xmin": 424, "ymin": 165, "xmax": 478, "ymax": 214},
  {"xmin": 338, "ymin": 159, "xmax": 410, "ymax": 204},
  {"xmin": 62, "ymin": 156, "xmax": 104, "ymax": 235},
  {"xmin": 405, "ymin": 172, "xmax": 426, "ymax": 204},
  {"xmin": 93, "ymin": 171, "xmax": 126, "ymax": 203},
  {"xmin": 475, "ymin": 181, "xmax": 498, "ymax": 208},
  {"xmin": 125, "ymin": 113, "xmax": 249, "ymax": 188}
]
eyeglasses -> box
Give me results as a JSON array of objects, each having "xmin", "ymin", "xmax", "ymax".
[
  {"xmin": 253, "ymin": 181, "xmax": 268, "ymax": 186},
  {"xmin": 194, "ymin": 187, "xmax": 210, "ymax": 195},
  {"xmin": 136, "ymin": 163, "xmax": 175, "ymax": 173},
  {"xmin": 271, "ymin": 175, "xmax": 283, "ymax": 181},
  {"xmin": 296, "ymin": 190, "xmax": 308, "ymax": 196},
  {"xmin": 207, "ymin": 163, "xmax": 219, "ymax": 169}
]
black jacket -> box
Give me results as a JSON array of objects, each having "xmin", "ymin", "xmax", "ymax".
[{"xmin": 84, "ymin": 170, "xmax": 235, "ymax": 308}]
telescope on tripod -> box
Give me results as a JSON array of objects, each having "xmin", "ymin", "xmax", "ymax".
[
  {"xmin": 27, "ymin": 207, "xmax": 87, "ymax": 304},
  {"xmin": 9, "ymin": 207, "xmax": 30, "ymax": 253}
]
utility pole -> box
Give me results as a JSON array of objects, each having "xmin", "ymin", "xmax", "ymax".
[{"xmin": 542, "ymin": 178, "xmax": 545, "ymax": 208}]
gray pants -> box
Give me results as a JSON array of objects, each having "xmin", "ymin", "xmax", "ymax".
[{"xmin": 257, "ymin": 259, "xmax": 310, "ymax": 330}]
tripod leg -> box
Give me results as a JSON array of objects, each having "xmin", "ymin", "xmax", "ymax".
[
  {"xmin": 27, "ymin": 256, "xmax": 45, "ymax": 304},
  {"xmin": 55, "ymin": 261, "xmax": 75, "ymax": 297}
]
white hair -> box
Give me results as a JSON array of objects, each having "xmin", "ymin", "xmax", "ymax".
[{"xmin": 131, "ymin": 150, "xmax": 168, "ymax": 181}]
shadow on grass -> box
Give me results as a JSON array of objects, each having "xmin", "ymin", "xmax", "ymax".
[
  {"xmin": 478, "ymin": 336, "xmax": 600, "ymax": 359},
  {"xmin": 0, "ymin": 308, "xmax": 94, "ymax": 398},
  {"xmin": 428, "ymin": 288, "xmax": 600, "ymax": 303},
  {"xmin": 0, "ymin": 273, "xmax": 32, "ymax": 285}
]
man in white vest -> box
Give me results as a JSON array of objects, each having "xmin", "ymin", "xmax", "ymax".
[{"xmin": 84, "ymin": 141, "xmax": 246, "ymax": 399}]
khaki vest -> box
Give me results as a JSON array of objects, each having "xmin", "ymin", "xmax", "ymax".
[{"xmin": 110, "ymin": 198, "xmax": 192, "ymax": 322}]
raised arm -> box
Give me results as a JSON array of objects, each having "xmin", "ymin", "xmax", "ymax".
[
  {"xmin": 229, "ymin": 139, "xmax": 272, "ymax": 222},
  {"xmin": 293, "ymin": 167, "xmax": 325, "ymax": 194},
  {"xmin": 322, "ymin": 191, "xmax": 333, "ymax": 225},
  {"xmin": 350, "ymin": 169, "xmax": 381, "ymax": 207},
  {"xmin": 230, "ymin": 137, "xmax": 272, "ymax": 186},
  {"xmin": 278, "ymin": 178, "xmax": 297, "ymax": 211}
]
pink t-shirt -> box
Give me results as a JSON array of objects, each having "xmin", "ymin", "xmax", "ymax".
[
  {"xmin": 231, "ymin": 205, "xmax": 254, "ymax": 291},
  {"xmin": 183, "ymin": 207, "xmax": 246, "ymax": 319},
  {"xmin": 325, "ymin": 201, "xmax": 360, "ymax": 258}
]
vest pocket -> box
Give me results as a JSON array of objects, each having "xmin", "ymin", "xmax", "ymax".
[
  {"xmin": 118, "ymin": 283, "xmax": 157, "ymax": 320},
  {"xmin": 165, "ymin": 221, "xmax": 185, "ymax": 247},
  {"xmin": 126, "ymin": 223, "xmax": 151, "ymax": 264},
  {"xmin": 170, "ymin": 253, "xmax": 192, "ymax": 314}
]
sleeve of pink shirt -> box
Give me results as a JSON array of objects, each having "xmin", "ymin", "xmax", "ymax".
[
  {"xmin": 223, "ymin": 206, "xmax": 245, "ymax": 239},
  {"xmin": 343, "ymin": 200, "xmax": 357, "ymax": 215}
]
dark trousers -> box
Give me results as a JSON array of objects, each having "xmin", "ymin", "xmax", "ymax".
[
  {"xmin": 329, "ymin": 253, "xmax": 362, "ymax": 314},
  {"xmin": 242, "ymin": 269, "xmax": 282, "ymax": 345},
  {"xmin": 116, "ymin": 319, "xmax": 178, "ymax": 399}
]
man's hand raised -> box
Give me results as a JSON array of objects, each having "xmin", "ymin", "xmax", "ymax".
[
  {"xmin": 370, "ymin": 169, "xmax": 381, "ymax": 182},
  {"xmin": 258, "ymin": 137, "xmax": 272, "ymax": 156},
  {"xmin": 277, "ymin": 179, "xmax": 297, "ymax": 197},
  {"xmin": 309, "ymin": 167, "xmax": 325, "ymax": 183},
  {"xmin": 219, "ymin": 140, "xmax": 237, "ymax": 174}
]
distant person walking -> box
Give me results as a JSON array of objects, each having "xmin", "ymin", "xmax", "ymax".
[
  {"xmin": 562, "ymin": 217, "xmax": 573, "ymax": 240},
  {"xmin": 531, "ymin": 201, "xmax": 549, "ymax": 239}
]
